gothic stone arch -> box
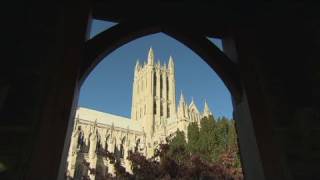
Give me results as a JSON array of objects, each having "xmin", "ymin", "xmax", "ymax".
[{"xmin": 75, "ymin": 20, "xmax": 268, "ymax": 179}]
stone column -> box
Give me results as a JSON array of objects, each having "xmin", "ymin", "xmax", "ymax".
[
  {"xmin": 67, "ymin": 131, "xmax": 79, "ymax": 178},
  {"xmin": 88, "ymin": 133, "xmax": 97, "ymax": 180},
  {"xmin": 169, "ymin": 72, "xmax": 176, "ymax": 116},
  {"xmin": 131, "ymin": 61, "xmax": 140, "ymax": 121},
  {"xmin": 168, "ymin": 62, "xmax": 176, "ymax": 117}
]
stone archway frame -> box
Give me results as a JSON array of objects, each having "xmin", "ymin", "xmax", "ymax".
[{"xmin": 80, "ymin": 20, "xmax": 242, "ymax": 102}]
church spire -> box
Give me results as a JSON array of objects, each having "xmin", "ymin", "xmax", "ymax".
[
  {"xmin": 203, "ymin": 100, "xmax": 213, "ymax": 117},
  {"xmin": 147, "ymin": 47, "xmax": 154, "ymax": 65},
  {"xmin": 168, "ymin": 56, "xmax": 174, "ymax": 71},
  {"xmin": 177, "ymin": 91, "xmax": 186, "ymax": 119},
  {"xmin": 179, "ymin": 91, "xmax": 185, "ymax": 105},
  {"xmin": 135, "ymin": 59, "xmax": 140, "ymax": 69},
  {"xmin": 135, "ymin": 59, "xmax": 140, "ymax": 71}
]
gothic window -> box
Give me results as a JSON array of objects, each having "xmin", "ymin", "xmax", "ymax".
[
  {"xmin": 77, "ymin": 126, "xmax": 84, "ymax": 149},
  {"xmin": 135, "ymin": 139, "xmax": 140, "ymax": 153},
  {"xmin": 153, "ymin": 72, "xmax": 156, "ymax": 95},
  {"xmin": 120, "ymin": 138, "xmax": 125, "ymax": 158},
  {"xmin": 160, "ymin": 75, "xmax": 163, "ymax": 98},
  {"xmin": 160, "ymin": 103, "xmax": 163, "ymax": 116},
  {"xmin": 120, "ymin": 144, "xmax": 124, "ymax": 158},
  {"xmin": 96, "ymin": 134, "xmax": 101, "ymax": 154},
  {"xmin": 154, "ymin": 101, "xmax": 157, "ymax": 114},
  {"xmin": 166, "ymin": 77, "xmax": 169, "ymax": 100},
  {"xmin": 114, "ymin": 145, "xmax": 120, "ymax": 159},
  {"xmin": 78, "ymin": 132, "xmax": 84, "ymax": 151},
  {"xmin": 86, "ymin": 140, "xmax": 90, "ymax": 153},
  {"xmin": 105, "ymin": 135, "xmax": 109, "ymax": 152},
  {"xmin": 167, "ymin": 106, "xmax": 170, "ymax": 117}
]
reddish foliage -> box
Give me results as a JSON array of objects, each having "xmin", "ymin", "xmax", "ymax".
[{"xmin": 69, "ymin": 142, "xmax": 243, "ymax": 179}]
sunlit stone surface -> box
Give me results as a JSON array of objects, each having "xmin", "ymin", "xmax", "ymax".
[{"xmin": 66, "ymin": 48, "xmax": 213, "ymax": 179}]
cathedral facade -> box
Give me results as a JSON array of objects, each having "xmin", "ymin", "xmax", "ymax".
[{"xmin": 66, "ymin": 48, "xmax": 213, "ymax": 179}]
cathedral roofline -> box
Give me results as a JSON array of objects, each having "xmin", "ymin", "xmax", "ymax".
[{"xmin": 76, "ymin": 107, "xmax": 142, "ymax": 132}]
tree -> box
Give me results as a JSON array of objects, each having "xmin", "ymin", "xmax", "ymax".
[
  {"xmin": 226, "ymin": 120, "xmax": 241, "ymax": 168},
  {"xmin": 215, "ymin": 116, "xmax": 230, "ymax": 155},
  {"xmin": 187, "ymin": 122, "xmax": 200, "ymax": 154},
  {"xmin": 167, "ymin": 130, "xmax": 188, "ymax": 164},
  {"xmin": 198, "ymin": 115, "xmax": 219, "ymax": 161}
]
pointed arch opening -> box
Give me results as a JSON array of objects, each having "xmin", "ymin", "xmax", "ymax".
[{"xmin": 62, "ymin": 18, "xmax": 264, "ymax": 180}]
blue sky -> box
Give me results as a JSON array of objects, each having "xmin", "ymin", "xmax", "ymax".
[{"xmin": 78, "ymin": 20, "xmax": 233, "ymax": 119}]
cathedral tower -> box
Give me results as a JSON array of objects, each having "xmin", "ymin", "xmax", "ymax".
[
  {"xmin": 130, "ymin": 48, "xmax": 177, "ymax": 154},
  {"xmin": 67, "ymin": 48, "xmax": 216, "ymax": 177}
]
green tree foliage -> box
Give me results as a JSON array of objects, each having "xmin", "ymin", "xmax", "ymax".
[
  {"xmin": 167, "ymin": 130, "xmax": 188, "ymax": 164},
  {"xmin": 227, "ymin": 120, "xmax": 241, "ymax": 168},
  {"xmin": 198, "ymin": 115, "xmax": 217, "ymax": 161},
  {"xmin": 166, "ymin": 115, "xmax": 242, "ymax": 176},
  {"xmin": 187, "ymin": 122, "xmax": 199, "ymax": 154},
  {"xmin": 179, "ymin": 115, "xmax": 242, "ymax": 169}
]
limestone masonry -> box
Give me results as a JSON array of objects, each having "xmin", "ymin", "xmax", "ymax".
[{"xmin": 66, "ymin": 48, "xmax": 213, "ymax": 179}]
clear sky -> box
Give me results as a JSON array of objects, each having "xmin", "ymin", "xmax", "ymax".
[{"xmin": 78, "ymin": 20, "xmax": 233, "ymax": 119}]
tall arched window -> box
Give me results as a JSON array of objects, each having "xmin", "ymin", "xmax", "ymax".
[
  {"xmin": 77, "ymin": 126, "xmax": 84, "ymax": 150},
  {"xmin": 166, "ymin": 77, "xmax": 169, "ymax": 100},
  {"xmin": 105, "ymin": 135, "xmax": 109, "ymax": 152},
  {"xmin": 120, "ymin": 144, "xmax": 124, "ymax": 158},
  {"xmin": 96, "ymin": 133, "xmax": 101, "ymax": 154},
  {"xmin": 153, "ymin": 72, "xmax": 156, "ymax": 95},
  {"xmin": 160, "ymin": 75, "xmax": 163, "ymax": 98}
]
